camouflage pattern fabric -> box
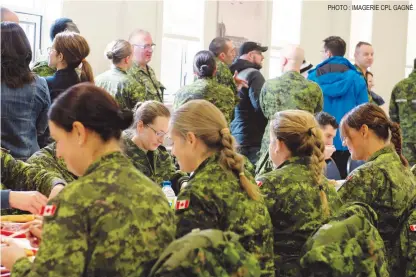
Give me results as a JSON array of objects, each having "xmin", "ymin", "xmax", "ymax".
[
  {"xmin": 389, "ymin": 70, "xmax": 416, "ymax": 166},
  {"xmin": 95, "ymin": 67, "xmax": 146, "ymax": 111},
  {"xmin": 1, "ymin": 148, "xmax": 65, "ymax": 199},
  {"xmin": 32, "ymin": 60, "xmax": 56, "ymax": 77},
  {"xmin": 412, "ymin": 164, "xmax": 416, "ymax": 176},
  {"xmin": 338, "ymin": 145, "xmax": 416, "ymax": 270},
  {"xmin": 300, "ymin": 202, "xmax": 389, "ymax": 277},
  {"xmin": 215, "ymin": 58, "xmax": 237, "ymax": 94},
  {"xmin": 12, "ymin": 151, "xmax": 176, "ymax": 277},
  {"xmin": 173, "ymin": 78, "xmax": 236, "ymax": 125},
  {"xmin": 128, "ymin": 63, "xmax": 165, "ymax": 102},
  {"xmin": 27, "ymin": 142, "xmax": 77, "ymax": 183},
  {"xmin": 256, "ymin": 156, "xmax": 342, "ymax": 277},
  {"xmin": 149, "ymin": 229, "xmax": 262, "ymax": 277},
  {"xmin": 175, "ymin": 154, "xmax": 275, "ymax": 277},
  {"xmin": 122, "ymin": 135, "xmax": 184, "ymax": 186},
  {"xmin": 354, "ymin": 64, "xmax": 374, "ymax": 104},
  {"xmin": 257, "ymin": 71, "xmax": 323, "ymax": 174}
]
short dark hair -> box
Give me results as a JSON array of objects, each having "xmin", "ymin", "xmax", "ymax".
[
  {"xmin": 366, "ymin": 71, "xmax": 373, "ymax": 78},
  {"xmin": 209, "ymin": 37, "xmax": 230, "ymax": 57},
  {"xmin": 50, "ymin": 18, "xmax": 79, "ymax": 41},
  {"xmin": 315, "ymin": 112, "xmax": 339, "ymax": 129},
  {"xmin": 355, "ymin": 41, "xmax": 372, "ymax": 51},
  {"xmin": 323, "ymin": 36, "xmax": 346, "ymax": 57},
  {"xmin": 1, "ymin": 22, "xmax": 34, "ymax": 88},
  {"xmin": 193, "ymin": 50, "xmax": 216, "ymax": 78},
  {"xmin": 49, "ymin": 83, "xmax": 133, "ymax": 142}
]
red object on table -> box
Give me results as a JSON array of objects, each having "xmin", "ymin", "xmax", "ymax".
[{"xmin": 0, "ymin": 230, "xmax": 26, "ymax": 238}]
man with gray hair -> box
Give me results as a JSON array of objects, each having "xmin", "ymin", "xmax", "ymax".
[{"xmin": 128, "ymin": 29, "xmax": 165, "ymax": 102}]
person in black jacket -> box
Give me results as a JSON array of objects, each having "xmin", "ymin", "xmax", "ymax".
[{"xmin": 229, "ymin": 41, "xmax": 268, "ymax": 164}]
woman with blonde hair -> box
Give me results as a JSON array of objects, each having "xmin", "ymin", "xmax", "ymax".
[
  {"xmin": 256, "ymin": 109, "xmax": 342, "ymax": 277},
  {"xmin": 96, "ymin": 39, "xmax": 146, "ymax": 111},
  {"xmin": 170, "ymin": 99, "xmax": 274, "ymax": 277},
  {"xmin": 123, "ymin": 100, "xmax": 185, "ymax": 188}
]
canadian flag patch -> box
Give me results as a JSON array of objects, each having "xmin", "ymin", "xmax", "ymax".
[
  {"xmin": 410, "ymin": 224, "xmax": 416, "ymax": 232},
  {"xmin": 41, "ymin": 205, "xmax": 57, "ymax": 217},
  {"xmin": 256, "ymin": 181, "xmax": 263, "ymax": 187},
  {"xmin": 175, "ymin": 200, "xmax": 190, "ymax": 210}
]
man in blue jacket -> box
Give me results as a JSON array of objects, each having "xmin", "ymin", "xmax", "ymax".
[{"xmin": 308, "ymin": 36, "xmax": 368, "ymax": 178}]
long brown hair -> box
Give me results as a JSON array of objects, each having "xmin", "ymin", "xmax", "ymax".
[
  {"xmin": 171, "ymin": 100, "xmax": 261, "ymax": 201},
  {"xmin": 271, "ymin": 110, "xmax": 329, "ymax": 217},
  {"xmin": 53, "ymin": 31, "xmax": 94, "ymax": 82},
  {"xmin": 340, "ymin": 103, "xmax": 409, "ymax": 167}
]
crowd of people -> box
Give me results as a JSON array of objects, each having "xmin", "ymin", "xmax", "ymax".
[{"xmin": 1, "ymin": 6, "xmax": 416, "ymax": 277}]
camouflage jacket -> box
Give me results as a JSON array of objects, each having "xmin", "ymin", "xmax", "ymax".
[
  {"xmin": 122, "ymin": 136, "xmax": 182, "ymax": 186},
  {"xmin": 339, "ymin": 145, "xmax": 416, "ymax": 267},
  {"xmin": 258, "ymin": 71, "xmax": 323, "ymax": 166},
  {"xmin": 215, "ymin": 58, "xmax": 237, "ymax": 94},
  {"xmin": 128, "ymin": 63, "xmax": 165, "ymax": 102},
  {"xmin": 95, "ymin": 67, "xmax": 146, "ymax": 111},
  {"xmin": 300, "ymin": 202, "xmax": 389, "ymax": 277},
  {"xmin": 1, "ymin": 149, "xmax": 66, "ymax": 199},
  {"xmin": 32, "ymin": 60, "xmax": 56, "ymax": 77},
  {"xmin": 12, "ymin": 151, "xmax": 176, "ymax": 277},
  {"xmin": 389, "ymin": 70, "xmax": 416, "ymax": 166},
  {"xmin": 149, "ymin": 229, "xmax": 262, "ymax": 277},
  {"xmin": 26, "ymin": 143, "xmax": 77, "ymax": 183},
  {"xmin": 256, "ymin": 156, "xmax": 342, "ymax": 277},
  {"xmin": 173, "ymin": 78, "xmax": 236, "ymax": 125},
  {"xmin": 175, "ymin": 153, "xmax": 275, "ymax": 277}
]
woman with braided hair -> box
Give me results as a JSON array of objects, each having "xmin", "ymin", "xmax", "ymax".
[
  {"xmin": 255, "ymin": 109, "xmax": 342, "ymax": 277},
  {"xmin": 338, "ymin": 103, "xmax": 416, "ymax": 273},
  {"xmin": 170, "ymin": 100, "xmax": 274, "ymax": 277}
]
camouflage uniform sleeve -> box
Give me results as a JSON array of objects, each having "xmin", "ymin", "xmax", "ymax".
[
  {"xmin": 255, "ymin": 175, "xmax": 277, "ymax": 212},
  {"xmin": 315, "ymin": 85, "xmax": 324, "ymax": 113},
  {"xmin": 338, "ymin": 167, "xmax": 382, "ymax": 205},
  {"xmin": 32, "ymin": 61, "xmax": 56, "ymax": 77},
  {"xmin": 12, "ymin": 197, "xmax": 88, "ymax": 276},
  {"xmin": 124, "ymin": 79, "xmax": 146, "ymax": 110},
  {"xmin": 175, "ymin": 186, "xmax": 221, "ymax": 238},
  {"xmin": 1, "ymin": 151, "xmax": 66, "ymax": 196},
  {"xmin": 389, "ymin": 84, "xmax": 400, "ymax": 123}
]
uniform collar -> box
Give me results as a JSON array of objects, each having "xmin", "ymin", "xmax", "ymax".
[{"xmin": 84, "ymin": 151, "xmax": 126, "ymax": 176}]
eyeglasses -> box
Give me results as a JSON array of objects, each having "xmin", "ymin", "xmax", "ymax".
[
  {"xmin": 146, "ymin": 124, "xmax": 166, "ymax": 137},
  {"xmin": 47, "ymin": 47, "xmax": 56, "ymax": 54},
  {"xmin": 132, "ymin": 43, "xmax": 156, "ymax": 51}
]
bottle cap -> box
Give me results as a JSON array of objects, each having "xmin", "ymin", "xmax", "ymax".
[{"xmin": 162, "ymin": 180, "xmax": 172, "ymax": 187}]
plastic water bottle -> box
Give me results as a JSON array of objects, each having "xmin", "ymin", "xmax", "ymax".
[{"xmin": 162, "ymin": 181, "xmax": 176, "ymax": 209}]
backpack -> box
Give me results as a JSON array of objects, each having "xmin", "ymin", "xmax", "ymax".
[
  {"xmin": 148, "ymin": 229, "xmax": 262, "ymax": 277},
  {"xmin": 300, "ymin": 202, "xmax": 390, "ymax": 277}
]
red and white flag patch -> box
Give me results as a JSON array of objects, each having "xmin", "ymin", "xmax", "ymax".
[
  {"xmin": 175, "ymin": 200, "xmax": 190, "ymax": 210},
  {"xmin": 41, "ymin": 205, "xmax": 57, "ymax": 217},
  {"xmin": 256, "ymin": 181, "xmax": 263, "ymax": 187},
  {"xmin": 410, "ymin": 224, "xmax": 416, "ymax": 232}
]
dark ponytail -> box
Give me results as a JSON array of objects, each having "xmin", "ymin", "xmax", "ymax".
[
  {"xmin": 193, "ymin": 50, "xmax": 216, "ymax": 78},
  {"xmin": 389, "ymin": 121, "xmax": 409, "ymax": 167},
  {"xmin": 49, "ymin": 83, "xmax": 133, "ymax": 141}
]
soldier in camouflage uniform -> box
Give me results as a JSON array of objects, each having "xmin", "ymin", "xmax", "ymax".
[
  {"xmin": 173, "ymin": 50, "xmax": 236, "ymax": 125},
  {"xmin": 128, "ymin": 29, "xmax": 165, "ymax": 102},
  {"xmin": 1, "ymin": 148, "xmax": 66, "ymax": 200},
  {"xmin": 32, "ymin": 18, "xmax": 80, "ymax": 77},
  {"xmin": 257, "ymin": 45, "xmax": 323, "ymax": 175},
  {"xmin": 256, "ymin": 110, "xmax": 342, "ymax": 276},
  {"xmin": 300, "ymin": 202, "xmax": 389, "ymax": 277},
  {"xmin": 1, "ymin": 83, "xmax": 176, "ymax": 276},
  {"xmin": 125, "ymin": 101, "xmax": 185, "ymax": 186},
  {"xmin": 170, "ymin": 100, "xmax": 274, "ymax": 277},
  {"xmin": 339, "ymin": 103, "xmax": 416, "ymax": 271},
  {"xmin": 389, "ymin": 60, "xmax": 416, "ymax": 166},
  {"xmin": 95, "ymin": 40, "xmax": 146, "ymax": 111},
  {"xmin": 27, "ymin": 142, "xmax": 77, "ymax": 183}
]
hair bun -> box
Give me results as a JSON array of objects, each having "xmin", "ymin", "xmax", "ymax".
[
  {"xmin": 117, "ymin": 109, "xmax": 134, "ymax": 130},
  {"xmin": 106, "ymin": 51, "xmax": 114, "ymax": 60}
]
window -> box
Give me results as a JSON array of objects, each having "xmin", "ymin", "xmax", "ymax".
[
  {"xmin": 160, "ymin": 0, "xmax": 204, "ymax": 104},
  {"xmin": 405, "ymin": 1, "xmax": 415, "ymax": 77},
  {"xmin": 16, "ymin": 12, "xmax": 43, "ymax": 63},
  {"xmin": 349, "ymin": 0, "xmax": 374, "ymax": 60},
  {"xmin": 269, "ymin": 0, "xmax": 303, "ymax": 78}
]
